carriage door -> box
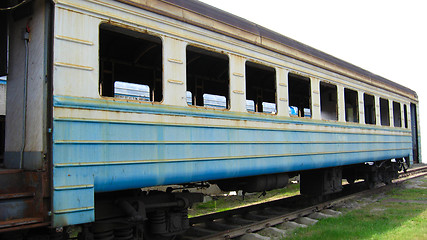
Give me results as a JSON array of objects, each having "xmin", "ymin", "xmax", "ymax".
[{"xmin": 410, "ymin": 103, "xmax": 419, "ymax": 163}]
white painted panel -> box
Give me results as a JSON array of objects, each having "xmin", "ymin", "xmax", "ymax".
[
  {"xmin": 53, "ymin": 8, "xmax": 101, "ymax": 98},
  {"xmin": 162, "ymin": 37, "xmax": 187, "ymax": 106},
  {"xmin": 375, "ymin": 96, "xmax": 381, "ymax": 126},
  {"xmin": 358, "ymin": 91, "xmax": 365, "ymax": 124},
  {"xmin": 229, "ymin": 54, "xmax": 246, "ymax": 112},
  {"xmin": 0, "ymin": 84, "xmax": 6, "ymax": 115},
  {"xmin": 311, "ymin": 78, "xmax": 320, "ymax": 120},
  {"xmin": 337, "ymin": 85, "xmax": 345, "ymax": 122}
]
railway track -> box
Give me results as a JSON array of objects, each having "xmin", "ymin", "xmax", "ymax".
[{"xmin": 179, "ymin": 165, "xmax": 427, "ymax": 240}]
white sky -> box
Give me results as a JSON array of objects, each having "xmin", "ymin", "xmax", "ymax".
[{"xmin": 201, "ymin": 0, "xmax": 425, "ymax": 162}]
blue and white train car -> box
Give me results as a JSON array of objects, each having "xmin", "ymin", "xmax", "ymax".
[{"xmin": 0, "ymin": 0, "xmax": 421, "ymax": 239}]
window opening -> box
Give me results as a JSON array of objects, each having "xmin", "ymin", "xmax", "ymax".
[
  {"xmin": 403, "ymin": 104, "xmax": 408, "ymax": 128},
  {"xmin": 320, "ymin": 82, "xmax": 337, "ymax": 121},
  {"xmin": 186, "ymin": 46, "xmax": 229, "ymax": 109},
  {"xmin": 364, "ymin": 93, "xmax": 376, "ymax": 125},
  {"xmin": 393, "ymin": 101, "xmax": 401, "ymax": 127},
  {"xmin": 99, "ymin": 24, "xmax": 162, "ymax": 102},
  {"xmin": 380, "ymin": 98, "xmax": 390, "ymax": 126},
  {"xmin": 288, "ymin": 73, "xmax": 311, "ymax": 117},
  {"xmin": 245, "ymin": 62, "xmax": 276, "ymax": 114},
  {"xmin": 344, "ymin": 88, "xmax": 358, "ymax": 123}
]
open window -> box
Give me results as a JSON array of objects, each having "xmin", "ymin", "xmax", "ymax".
[
  {"xmin": 393, "ymin": 101, "xmax": 401, "ymax": 127},
  {"xmin": 320, "ymin": 82, "xmax": 337, "ymax": 120},
  {"xmin": 186, "ymin": 46, "xmax": 229, "ymax": 109},
  {"xmin": 99, "ymin": 24, "xmax": 163, "ymax": 102},
  {"xmin": 245, "ymin": 62, "xmax": 276, "ymax": 114},
  {"xmin": 344, "ymin": 88, "xmax": 358, "ymax": 123},
  {"xmin": 288, "ymin": 73, "xmax": 311, "ymax": 117},
  {"xmin": 380, "ymin": 98, "xmax": 390, "ymax": 126},
  {"xmin": 364, "ymin": 93, "xmax": 376, "ymax": 125}
]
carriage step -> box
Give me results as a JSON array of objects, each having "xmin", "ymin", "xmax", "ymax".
[
  {"xmin": 0, "ymin": 192, "xmax": 35, "ymax": 200},
  {"xmin": 0, "ymin": 217, "xmax": 44, "ymax": 229}
]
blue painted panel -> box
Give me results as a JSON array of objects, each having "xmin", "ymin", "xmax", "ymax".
[
  {"xmin": 53, "ymin": 209, "xmax": 94, "ymax": 227},
  {"xmin": 51, "ymin": 95, "xmax": 412, "ymax": 226},
  {"xmin": 53, "ymin": 188, "xmax": 94, "ymax": 210},
  {"xmin": 52, "ymin": 118, "xmax": 411, "ymax": 189}
]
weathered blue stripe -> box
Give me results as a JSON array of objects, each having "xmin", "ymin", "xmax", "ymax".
[
  {"xmin": 53, "ymin": 95, "xmax": 411, "ymax": 132},
  {"xmin": 52, "ymin": 118, "xmax": 412, "ymax": 189}
]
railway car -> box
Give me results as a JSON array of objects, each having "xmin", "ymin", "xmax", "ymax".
[{"xmin": 0, "ymin": 0, "xmax": 422, "ymax": 239}]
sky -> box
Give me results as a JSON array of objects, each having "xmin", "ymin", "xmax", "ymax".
[{"xmin": 200, "ymin": 0, "xmax": 426, "ymax": 162}]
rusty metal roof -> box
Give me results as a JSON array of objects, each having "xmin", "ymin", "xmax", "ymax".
[{"xmin": 115, "ymin": 0, "xmax": 417, "ymax": 98}]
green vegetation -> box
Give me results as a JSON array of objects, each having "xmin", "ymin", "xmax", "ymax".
[
  {"xmin": 285, "ymin": 176, "xmax": 427, "ymax": 240},
  {"xmin": 188, "ymin": 183, "xmax": 300, "ymax": 217}
]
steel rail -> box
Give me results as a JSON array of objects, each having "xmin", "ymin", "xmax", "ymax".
[{"xmin": 184, "ymin": 165, "xmax": 427, "ymax": 240}]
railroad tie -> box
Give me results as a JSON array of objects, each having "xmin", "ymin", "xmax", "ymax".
[
  {"xmin": 239, "ymin": 233, "xmax": 271, "ymax": 240},
  {"xmin": 307, "ymin": 212, "xmax": 333, "ymax": 220},
  {"xmin": 258, "ymin": 227, "xmax": 288, "ymax": 239},
  {"xmin": 294, "ymin": 217, "xmax": 318, "ymax": 226},
  {"xmin": 320, "ymin": 209, "xmax": 343, "ymax": 217}
]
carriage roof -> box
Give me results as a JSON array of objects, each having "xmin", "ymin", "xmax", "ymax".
[{"xmin": 115, "ymin": 0, "xmax": 417, "ymax": 100}]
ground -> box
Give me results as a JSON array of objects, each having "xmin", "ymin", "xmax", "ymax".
[
  {"xmin": 188, "ymin": 183, "xmax": 300, "ymax": 217},
  {"xmin": 284, "ymin": 175, "xmax": 427, "ymax": 240}
]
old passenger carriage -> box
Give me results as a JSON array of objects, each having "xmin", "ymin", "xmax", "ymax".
[{"xmin": 0, "ymin": 0, "xmax": 421, "ymax": 239}]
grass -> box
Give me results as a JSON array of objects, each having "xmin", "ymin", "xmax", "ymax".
[
  {"xmin": 284, "ymin": 176, "xmax": 427, "ymax": 240},
  {"xmin": 188, "ymin": 183, "xmax": 300, "ymax": 217}
]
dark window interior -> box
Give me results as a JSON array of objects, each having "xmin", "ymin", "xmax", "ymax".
[
  {"xmin": 187, "ymin": 46, "xmax": 229, "ymax": 108},
  {"xmin": 245, "ymin": 62, "xmax": 276, "ymax": 113},
  {"xmin": 364, "ymin": 93, "xmax": 376, "ymax": 125},
  {"xmin": 393, "ymin": 101, "xmax": 401, "ymax": 127},
  {"xmin": 380, "ymin": 98, "xmax": 390, "ymax": 126},
  {"xmin": 99, "ymin": 24, "xmax": 163, "ymax": 102},
  {"xmin": 288, "ymin": 73, "xmax": 311, "ymax": 117},
  {"xmin": 344, "ymin": 88, "xmax": 358, "ymax": 123},
  {"xmin": 320, "ymin": 82, "xmax": 337, "ymax": 120}
]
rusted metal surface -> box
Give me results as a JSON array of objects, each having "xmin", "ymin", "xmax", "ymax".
[
  {"xmin": 0, "ymin": 218, "xmax": 49, "ymax": 233},
  {"xmin": 0, "ymin": 169, "xmax": 50, "ymax": 233}
]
